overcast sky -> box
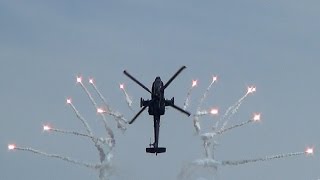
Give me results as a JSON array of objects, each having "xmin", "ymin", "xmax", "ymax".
[{"xmin": 1, "ymin": 1, "xmax": 319, "ymax": 180}]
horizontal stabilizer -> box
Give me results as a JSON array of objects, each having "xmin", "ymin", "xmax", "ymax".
[{"xmin": 146, "ymin": 147, "xmax": 166, "ymax": 154}]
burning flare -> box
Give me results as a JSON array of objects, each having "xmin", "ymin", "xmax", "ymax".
[
  {"xmin": 305, "ymin": 147, "xmax": 314, "ymax": 155},
  {"xmin": 253, "ymin": 113, "xmax": 261, "ymax": 121},
  {"xmin": 212, "ymin": 76, "xmax": 218, "ymax": 82},
  {"xmin": 8, "ymin": 144, "xmax": 15, "ymax": 150},
  {"xmin": 247, "ymin": 86, "xmax": 256, "ymax": 94},
  {"xmin": 76, "ymin": 76, "xmax": 82, "ymax": 83},
  {"xmin": 192, "ymin": 80, "xmax": 198, "ymax": 87},
  {"xmin": 89, "ymin": 78, "xmax": 94, "ymax": 84},
  {"xmin": 66, "ymin": 98, "xmax": 72, "ymax": 104},
  {"xmin": 43, "ymin": 125, "xmax": 51, "ymax": 131},
  {"xmin": 97, "ymin": 108, "xmax": 106, "ymax": 114},
  {"xmin": 210, "ymin": 108, "xmax": 219, "ymax": 115}
]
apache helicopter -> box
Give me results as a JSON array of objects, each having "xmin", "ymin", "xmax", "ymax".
[{"xmin": 123, "ymin": 66, "xmax": 191, "ymax": 155}]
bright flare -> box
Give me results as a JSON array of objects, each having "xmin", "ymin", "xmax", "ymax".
[
  {"xmin": 253, "ymin": 113, "xmax": 261, "ymax": 121},
  {"xmin": 97, "ymin": 108, "xmax": 106, "ymax": 114},
  {"xmin": 305, "ymin": 148, "xmax": 314, "ymax": 155},
  {"xmin": 76, "ymin": 76, "xmax": 82, "ymax": 83},
  {"xmin": 66, "ymin": 98, "xmax": 72, "ymax": 104},
  {"xmin": 8, "ymin": 144, "xmax": 15, "ymax": 150},
  {"xmin": 247, "ymin": 86, "xmax": 256, "ymax": 94},
  {"xmin": 119, "ymin": 84, "xmax": 124, "ymax": 89},
  {"xmin": 89, "ymin": 78, "xmax": 94, "ymax": 84},
  {"xmin": 210, "ymin": 108, "xmax": 219, "ymax": 115},
  {"xmin": 212, "ymin": 76, "xmax": 218, "ymax": 82},
  {"xmin": 192, "ymin": 80, "xmax": 198, "ymax": 87},
  {"xmin": 43, "ymin": 125, "xmax": 51, "ymax": 131}
]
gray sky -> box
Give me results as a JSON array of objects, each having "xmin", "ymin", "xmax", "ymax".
[{"xmin": 1, "ymin": 1, "xmax": 319, "ymax": 180}]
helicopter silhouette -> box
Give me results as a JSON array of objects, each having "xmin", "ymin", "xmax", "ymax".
[{"xmin": 123, "ymin": 66, "xmax": 191, "ymax": 155}]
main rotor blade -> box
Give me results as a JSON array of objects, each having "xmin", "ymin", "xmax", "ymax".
[
  {"xmin": 163, "ymin": 66, "xmax": 186, "ymax": 90},
  {"xmin": 123, "ymin": 70, "xmax": 152, "ymax": 94},
  {"xmin": 170, "ymin": 104, "xmax": 191, "ymax": 117},
  {"xmin": 129, "ymin": 106, "xmax": 148, "ymax": 124}
]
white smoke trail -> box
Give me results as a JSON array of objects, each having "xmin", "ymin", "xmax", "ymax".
[
  {"xmin": 200, "ymin": 132, "xmax": 215, "ymax": 142},
  {"xmin": 77, "ymin": 77, "xmax": 98, "ymax": 108},
  {"xmin": 96, "ymin": 162, "xmax": 114, "ymax": 180},
  {"xmin": 200, "ymin": 116, "xmax": 259, "ymax": 162},
  {"xmin": 89, "ymin": 78, "xmax": 111, "ymax": 112},
  {"xmin": 67, "ymin": 98, "xmax": 112, "ymax": 162},
  {"xmin": 183, "ymin": 80, "xmax": 197, "ymax": 110},
  {"xmin": 120, "ymin": 84, "xmax": 133, "ymax": 110},
  {"xmin": 178, "ymin": 151, "xmax": 306, "ymax": 179},
  {"xmin": 222, "ymin": 152, "xmax": 305, "ymax": 166},
  {"xmin": 50, "ymin": 128, "xmax": 93, "ymax": 139},
  {"xmin": 45, "ymin": 125, "xmax": 109, "ymax": 163},
  {"xmin": 124, "ymin": 90, "xmax": 133, "ymax": 110},
  {"xmin": 183, "ymin": 89, "xmax": 192, "ymax": 111},
  {"xmin": 203, "ymin": 140, "xmax": 211, "ymax": 158},
  {"xmin": 197, "ymin": 76, "xmax": 217, "ymax": 112},
  {"xmin": 196, "ymin": 108, "xmax": 219, "ymax": 118},
  {"xmin": 77, "ymin": 77, "xmax": 115, "ymax": 141},
  {"xmin": 192, "ymin": 108, "xmax": 218, "ymax": 134},
  {"xmin": 67, "ymin": 99, "xmax": 93, "ymax": 136},
  {"xmin": 203, "ymin": 140, "xmax": 218, "ymax": 159},
  {"xmin": 47, "ymin": 127, "xmax": 114, "ymax": 147},
  {"xmin": 193, "ymin": 115, "xmax": 201, "ymax": 134},
  {"xmin": 109, "ymin": 111, "xmax": 128, "ymax": 133},
  {"xmin": 14, "ymin": 146, "xmax": 114, "ymax": 180},
  {"xmin": 201, "ymin": 118, "xmax": 256, "ymax": 144},
  {"xmin": 216, "ymin": 86, "xmax": 255, "ymax": 130},
  {"xmin": 215, "ymin": 93, "xmax": 247, "ymax": 130},
  {"xmin": 80, "ymin": 82, "xmax": 115, "ymax": 145},
  {"xmin": 177, "ymin": 158, "xmax": 220, "ymax": 180},
  {"xmin": 192, "ymin": 158, "xmax": 222, "ymax": 168},
  {"xmin": 89, "ymin": 79, "xmax": 127, "ymax": 132},
  {"xmin": 189, "ymin": 77, "xmax": 218, "ymax": 134},
  {"xmin": 196, "ymin": 110, "xmax": 209, "ymax": 117},
  {"xmin": 183, "ymin": 95, "xmax": 190, "ymax": 110},
  {"xmin": 99, "ymin": 120, "xmax": 115, "ymax": 143},
  {"xmin": 14, "ymin": 147, "xmax": 96, "ymax": 168},
  {"xmin": 220, "ymin": 96, "xmax": 248, "ymax": 129},
  {"xmin": 216, "ymin": 119, "xmax": 254, "ymax": 135}
]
